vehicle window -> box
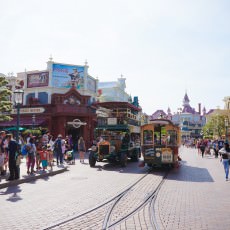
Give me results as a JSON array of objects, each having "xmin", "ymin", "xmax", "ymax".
[
  {"xmin": 167, "ymin": 130, "xmax": 177, "ymax": 145},
  {"xmin": 154, "ymin": 126, "xmax": 166, "ymax": 145},
  {"xmin": 143, "ymin": 130, "xmax": 153, "ymax": 144}
]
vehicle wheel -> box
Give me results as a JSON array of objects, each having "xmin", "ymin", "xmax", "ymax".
[
  {"xmin": 120, "ymin": 152, "xmax": 127, "ymax": 167},
  {"xmin": 131, "ymin": 149, "xmax": 139, "ymax": 162},
  {"xmin": 89, "ymin": 152, "xmax": 96, "ymax": 167}
]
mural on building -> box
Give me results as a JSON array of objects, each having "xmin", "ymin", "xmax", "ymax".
[
  {"xmin": 52, "ymin": 64, "xmax": 84, "ymax": 89},
  {"xmin": 27, "ymin": 72, "xmax": 49, "ymax": 88}
]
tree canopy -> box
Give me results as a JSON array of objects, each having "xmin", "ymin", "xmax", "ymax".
[
  {"xmin": 202, "ymin": 114, "xmax": 228, "ymax": 138},
  {"xmin": 0, "ymin": 76, "xmax": 12, "ymax": 121}
]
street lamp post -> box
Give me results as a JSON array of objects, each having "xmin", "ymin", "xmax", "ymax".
[
  {"xmin": 225, "ymin": 117, "xmax": 229, "ymax": 143},
  {"xmin": 32, "ymin": 114, "xmax": 36, "ymax": 129},
  {"xmin": 14, "ymin": 89, "xmax": 24, "ymax": 143}
]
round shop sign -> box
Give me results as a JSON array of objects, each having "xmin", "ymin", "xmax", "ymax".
[
  {"xmin": 73, "ymin": 119, "xmax": 86, "ymax": 128},
  {"xmin": 156, "ymin": 152, "xmax": 161, "ymax": 157},
  {"xmin": 73, "ymin": 119, "xmax": 81, "ymax": 128},
  {"xmin": 67, "ymin": 119, "xmax": 87, "ymax": 128}
]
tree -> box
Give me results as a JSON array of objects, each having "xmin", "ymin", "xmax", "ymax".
[
  {"xmin": 202, "ymin": 114, "xmax": 227, "ymax": 138},
  {"xmin": 0, "ymin": 75, "xmax": 12, "ymax": 121}
]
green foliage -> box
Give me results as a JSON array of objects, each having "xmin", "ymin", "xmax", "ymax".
[
  {"xmin": 23, "ymin": 128, "xmax": 42, "ymax": 137},
  {"xmin": 0, "ymin": 76, "xmax": 12, "ymax": 121},
  {"xmin": 202, "ymin": 114, "xmax": 228, "ymax": 138}
]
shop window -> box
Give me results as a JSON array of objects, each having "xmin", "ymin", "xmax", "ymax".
[
  {"xmin": 38, "ymin": 92, "xmax": 48, "ymax": 104},
  {"xmin": 26, "ymin": 93, "xmax": 35, "ymax": 105}
]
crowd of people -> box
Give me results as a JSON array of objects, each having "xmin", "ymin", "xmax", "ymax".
[
  {"xmin": 183, "ymin": 137, "xmax": 230, "ymax": 181},
  {"xmin": 0, "ymin": 130, "xmax": 86, "ymax": 182},
  {"xmin": 1, "ymin": 129, "xmax": 229, "ymax": 182}
]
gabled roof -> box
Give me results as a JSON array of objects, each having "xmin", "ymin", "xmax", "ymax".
[
  {"xmin": 150, "ymin": 110, "xmax": 167, "ymax": 120},
  {"xmin": 182, "ymin": 105, "xmax": 198, "ymax": 114}
]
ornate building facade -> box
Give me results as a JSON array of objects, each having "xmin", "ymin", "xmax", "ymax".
[{"xmin": 1, "ymin": 59, "xmax": 98, "ymax": 148}]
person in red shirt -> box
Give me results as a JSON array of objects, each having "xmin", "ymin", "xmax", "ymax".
[{"xmin": 39, "ymin": 145, "xmax": 48, "ymax": 171}]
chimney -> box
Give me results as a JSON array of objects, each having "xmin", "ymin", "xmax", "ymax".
[{"xmin": 198, "ymin": 103, "xmax": 201, "ymax": 115}]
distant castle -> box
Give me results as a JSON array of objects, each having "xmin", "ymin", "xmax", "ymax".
[{"xmin": 150, "ymin": 93, "xmax": 207, "ymax": 139}]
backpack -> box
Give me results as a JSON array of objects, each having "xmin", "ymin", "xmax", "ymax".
[
  {"xmin": 54, "ymin": 139, "xmax": 61, "ymax": 152},
  {"xmin": 21, "ymin": 145, "xmax": 29, "ymax": 156}
]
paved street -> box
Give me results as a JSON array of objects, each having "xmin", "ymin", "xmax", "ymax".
[
  {"xmin": 0, "ymin": 148, "xmax": 230, "ymax": 230},
  {"xmin": 0, "ymin": 154, "xmax": 146, "ymax": 230},
  {"xmin": 155, "ymin": 147, "xmax": 230, "ymax": 230}
]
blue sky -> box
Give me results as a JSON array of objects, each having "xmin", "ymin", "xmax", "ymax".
[{"xmin": 1, "ymin": 0, "xmax": 229, "ymax": 115}]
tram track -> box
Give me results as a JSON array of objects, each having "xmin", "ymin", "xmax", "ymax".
[
  {"xmin": 44, "ymin": 169, "xmax": 169, "ymax": 230},
  {"xmin": 103, "ymin": 170, "xmax": 168, "ymax": 230}
]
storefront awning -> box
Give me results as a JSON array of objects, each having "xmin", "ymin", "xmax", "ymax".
[
  {"xmin": 0, "ymin": 117, "xmax": 47, "ymax": 127},
  {"xmin": 96, "ymin": 124, "xmax": 129, "ymax": 131}
]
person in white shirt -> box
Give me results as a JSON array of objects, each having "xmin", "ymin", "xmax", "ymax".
[{"xmin": 219, "ymin": 142, "xmax": 230, "ymax": 181}]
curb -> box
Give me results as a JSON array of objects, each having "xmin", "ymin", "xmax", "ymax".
[{"xmin": 0, "ymin": 167, "xmax": 68, "ymax": 190}]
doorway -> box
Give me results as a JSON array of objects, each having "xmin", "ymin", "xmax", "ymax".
[{"xmin": 66, "ymin": 126, "xmax": 83, "ymax": 152}]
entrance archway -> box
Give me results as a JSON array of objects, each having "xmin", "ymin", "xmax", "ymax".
[{"xmin": 66, "ymin": 119, "xmax": 87, "ymax": 151}]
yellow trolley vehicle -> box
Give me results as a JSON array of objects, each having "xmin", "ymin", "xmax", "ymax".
[{"xmin": 141, "ymin": 118, "xmax": 181, "ymax": 168}]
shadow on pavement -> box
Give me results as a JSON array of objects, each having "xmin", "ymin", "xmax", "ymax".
[
  {"xmin": 167, "ymin": 163, "xmax": 214, "ymax": 182},
  {"xmin": 95, "ymin": 160, "xmax": 149, "ymax": 174},
  {"xmin": 0, "ymin": 185, "xmax": 23, "ymax": 202}
]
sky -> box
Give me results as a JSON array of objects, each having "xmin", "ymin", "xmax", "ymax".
[{"xmin": 1, "ymin": 0, "xmax": 230, "ymax": 115}]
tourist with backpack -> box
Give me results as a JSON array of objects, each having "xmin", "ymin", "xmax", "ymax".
[
  {"xmin": 26, "ymin": 138, "xmax": 36, "ymax": 175},
  {"xmin": 54, "ymin": 134, "xmax": 63, "ymax": 165}
]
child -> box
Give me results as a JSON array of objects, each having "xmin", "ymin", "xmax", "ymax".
[
  {"xmin": 39, "ymin": 145, "xmax": 48, "ymax": 171},
  {"xmin": 16, "ymin": 152, "xmax": 23, "ymax": 179},
  {"xmin": 47, "ymin": 144, "xmax": 53, "ymax": 170}
]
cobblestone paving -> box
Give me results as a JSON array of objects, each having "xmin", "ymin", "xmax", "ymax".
[
  {"xmin": 1, "ymin": 148, "xmax": 230, "ymax": 230},
  {"xmin": 112, "ymin": 202, "xmax": 153, "ymax": 230},
  {"xmin": 45, "ymin": 172, "xmax": 165, "ymax": 230},
  {"xmin": 0, "ymin": 157, "xmax": 146, "ymax": 230},
  {"xmin": 154, "ymin": 147, "xmax": 230, "ymax": 230}
]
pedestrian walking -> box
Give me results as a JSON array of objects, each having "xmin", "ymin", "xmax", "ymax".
[
  {"xmin": 199, "ymin": 140, "xmax": 206, "ymax": 158},
  {"xmin": 26, "ymin": 138, "xmax": 36, "ymax": 175},
  {"xmin": 213, "ymin": 141, "xmax": 219, "ymax": 158},
  {"xmin": 35, "ymin": 136, "xmax": 42, "ymax": 170},
  {"xmin": 197, "ymin": 139, "xmax": 201, "ymax": 155},
  {"xmin": 218, "ymin": 142, "xmax": 230, "ymax": 181},
  {"xmin": 6, "ymin": 134, "xmax": 20, "ymax": 181},
  {"xmin": 1, "ymin": 131, "xmax": 8, "ymax": 175},
  {"xmin": 54, "ymin": 134, "xmax": 63, "ymax": 165},
  {"xmin": 78, "ymin": 136, "xmax": 86, "ymax": 163}
]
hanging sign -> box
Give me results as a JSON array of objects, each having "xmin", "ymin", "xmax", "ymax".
[{"xmin": 11, "ymin": 107, "xmax": 45, "ymax": 114}]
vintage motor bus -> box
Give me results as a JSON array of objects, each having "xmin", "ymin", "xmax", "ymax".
[
  {"xmin": 89, "ymin": 102, "xmax": 142, "ymax": 167},
  {"xmin": 141, "ymin": 118, "xmax": 181, "ymax": 168},
  {"xmin": 89, "ymin": 127, "xmax": 141, "ymax": 167}
]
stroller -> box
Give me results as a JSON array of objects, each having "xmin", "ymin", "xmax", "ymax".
[{"xmin": 65, "ymin": 150, "xmax": 75, "ymax": 164}]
